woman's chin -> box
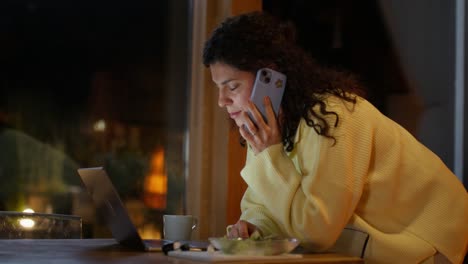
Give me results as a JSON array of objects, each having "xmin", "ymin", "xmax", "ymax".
[{"xmin": 227, "ymin": 117, "xmax": 240, "ymax": 130}]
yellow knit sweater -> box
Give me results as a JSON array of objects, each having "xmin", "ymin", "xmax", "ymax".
[{"xmin": 239, "ymin": 95, "xmax": 468, "ymax": 263}]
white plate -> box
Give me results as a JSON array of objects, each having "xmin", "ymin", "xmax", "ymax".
[{"xmin": 208, "ymin": 237, "xmax": 300, "ymax": 256}]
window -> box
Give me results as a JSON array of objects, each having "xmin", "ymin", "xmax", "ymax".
[{"xmin": 0, "ymin": 0, "xmax": 190, "ymax": 238}]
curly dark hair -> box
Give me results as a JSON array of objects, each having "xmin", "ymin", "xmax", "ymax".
[{"xmin": 203, "ymin": 11, "xmax": 365, "ymax": 151}]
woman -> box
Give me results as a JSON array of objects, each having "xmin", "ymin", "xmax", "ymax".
[{"xmin": 203, "ymin": 11, "xmax": 467, "ymax": 263}]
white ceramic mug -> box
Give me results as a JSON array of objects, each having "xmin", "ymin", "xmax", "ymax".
[{"xmin": 163, "ymin": 215, "xmax": 197, "ymax": 241}]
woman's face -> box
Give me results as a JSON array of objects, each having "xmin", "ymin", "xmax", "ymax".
[{"xmin": 210, "ymin": 62, "xmax": 255, "ymax": 128}]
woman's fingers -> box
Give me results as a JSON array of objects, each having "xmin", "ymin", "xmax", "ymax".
[
  {"xmin": 240, "ymin": 124, "xmax": 254, "ymax": 141},
  {"xmin": 239, "ymin": 96, "xmax": 282, "ymax": 154},
  {"xmin": 263, "ymin": 96, "xmax": 277, "ymax": 126},
  {"xmin": 239, "ymin": 99, "xmax": 268, "ymax": 140},
  {"xmin": 238, "ymin": 110, "xmax": 257, "ymax": 137},
  {"xmin": 247, "ymin": 100, "xmax": 267, "ymax": 128},
  {"xmin": 227, "ymin": 220, "xmax": 251, "ymax": 239}
]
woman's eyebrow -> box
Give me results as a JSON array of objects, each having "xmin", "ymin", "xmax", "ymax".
[{"xmin": 221, "ymin": 78, "xmax": 236, "ymax": 85}]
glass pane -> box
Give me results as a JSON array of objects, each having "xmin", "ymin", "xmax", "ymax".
[{"xmin": 0, "ymin": 0, "xmax": 190, "ymax": 239}]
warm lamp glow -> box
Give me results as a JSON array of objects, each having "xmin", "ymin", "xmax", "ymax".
[
  {"xmin": 20, "ymin": 209, "xmax": 35, "ymax": 228},
  {"xmin": 143, "ymin": 147, "xmax": 167, "ymax": 209},
  {"xmin": 19, "ymin": 219, "xmax": 35, "ymax": 228},
  {"xmin": 93, "ymin": 119, "xmax": 106, "ymax": 132}
]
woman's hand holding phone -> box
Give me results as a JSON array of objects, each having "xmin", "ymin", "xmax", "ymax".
[
  {"xmin": 249, "ymin": 68, "xmax": 286, "ymax": 123},
  {"xmin": 240, "ymin": 68, "xmax": 286, "ymax": 154},
  {"xmin": 239, "ymin": 96, "xmax": 282, "ymax": 155}
]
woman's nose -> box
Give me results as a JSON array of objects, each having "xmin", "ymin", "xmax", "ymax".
[{"xmin": 218, "ymin": 90, "xmax": 231, "ymax": 107}]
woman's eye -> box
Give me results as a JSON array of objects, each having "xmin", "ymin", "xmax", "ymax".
[{"xmin": 229, "ymin": 84, "xmax": 239, "ymax": 91}]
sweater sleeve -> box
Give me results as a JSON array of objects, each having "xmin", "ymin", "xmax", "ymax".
[{"xmin": 240, "ymin": 97, "xmax": 371, "ymax": 250}]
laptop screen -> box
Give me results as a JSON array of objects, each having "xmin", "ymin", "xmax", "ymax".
[{"xmin": 77, "ymin": 167, "xmax": 147, "ymax": 250}]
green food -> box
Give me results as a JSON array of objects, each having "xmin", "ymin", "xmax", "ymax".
[
  {"xmin": 209, "ymin": 236, "xmax": 300, "ymax": 256},
  {"xmin": 211, "ymin": 227, "xmax": 293, "ymax": 255},
  {"xmin": 249, "ymin": 230, "xmax": 262, "ymax": 240},
  {"xmin": 213, "ymin": 231, "xmax": 280, "ymax": 255}
]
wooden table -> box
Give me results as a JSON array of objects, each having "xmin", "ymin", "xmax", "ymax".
[{"xmin": 0, "ymin": 239, "xmax": 363, "ymax": 263}]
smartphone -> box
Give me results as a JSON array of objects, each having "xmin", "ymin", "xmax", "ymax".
[{"xmin": 249, "ymin": 68, "xmax": 287, "ymax": 124}]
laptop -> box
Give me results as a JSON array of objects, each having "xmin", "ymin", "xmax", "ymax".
[{"xmin": 77, "ymin": 166, "xmax": 170, "ymax": 252}]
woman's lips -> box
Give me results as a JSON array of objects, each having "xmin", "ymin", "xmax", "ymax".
[{"xmin": 229, "ymin": 111, "xmax": 241, "ymax": 119}]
